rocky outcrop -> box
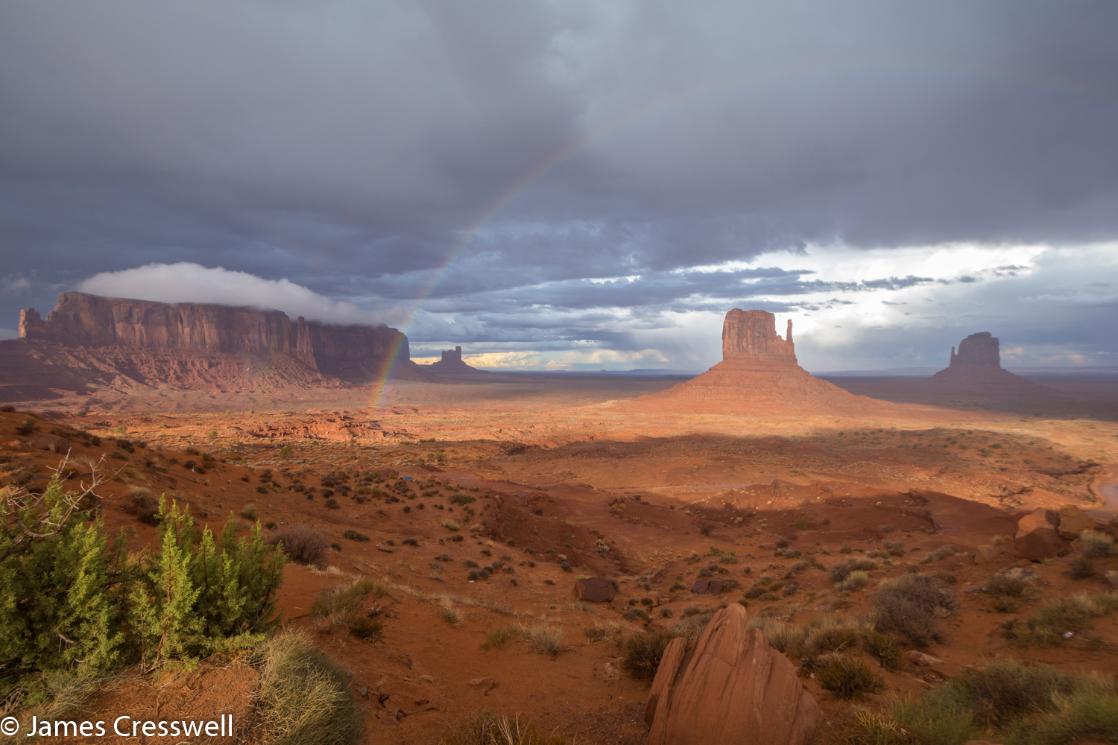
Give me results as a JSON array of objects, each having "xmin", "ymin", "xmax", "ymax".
[
  {"xmin": 1014, "ymin": 508, "xmax": 1067, "ymax": 561},
  {"xmin": 18, "ymin": 292, "xmax": 411, "ymax": 383},
  {"xmin": 645, "ymin": 604, "xmax": 820, "ymax": 745},
  {"xmin": 426, "ymin": 345, "xmax": 486, "ymax": 378},
  {"xmin": 721, "ymin": 310, "xmax": 797, "ymax": 366},
  {"xmin": 573, "ymin": 577, "xmax": 618, "ymax": 603},
  {"xmin": 638, "ymin": 308, "xmax": 886, "ymax": 415}
]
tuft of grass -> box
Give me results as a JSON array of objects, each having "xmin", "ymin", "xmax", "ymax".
[
  {"xmin": 838, "ymin": 570, "xmax": 870, "ymax": 592},
  {"xmin": 520, "ymin": 624, "xmax": 563, "ymax": 657},
  {"xmin": 442, "ymin": 519, "xmax": 461, "ymax": 532},
  {"xmin": 1080, "ymin": 529, "xmax": 1114, "ymax": 558},
  {"xmin": 1006, "ymin": 592, "xmax": 1118, "ymax": 645},
  {"xmin": 831, "ymin": 558, "xmax": 878, "ymax": 584},
  {"xmin": 482, "ymin": 626, "xmax": 519, "ymax": 650},
  {"xmin": 1004, "ymin": 684, "xmax": 1118, "ymax": 745},
  {"xmin": 872, "ymin": 574, "xmax": 954, "ymax": 647},
  {"xmin": 436, "ymin": 713, "xmax": 568, "ymax": 745},
  {"xmin": 311, "ymin": 579, "xmax": 386, "ymax": 638},
  {"xmin": 240, "ymin": 503, "xmax": 258, "ymax": 521},
  {"xmin": 440, "ymin": 599, "xmax": 463, "ymax": 627},
  {"xmin": 815, "ymin": 653, "xmax": 885, "ymax": 699},
  {"xmin": 253, "ymin": 631, "xmax": 362, "ymax": 745},
  {"xmin": 621, "ymin": 630, "xmax": 673, "ymax": 681}
]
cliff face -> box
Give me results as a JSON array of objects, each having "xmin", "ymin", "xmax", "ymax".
[
  {"xmin": 19, "ymin": 292, "xmax": 410, "ymax": 382},
  {"xmin": 721, "ymin": 309, "xmax": 797, "ymax": 366},
  {"xmin": 948, "ymin": 331, "xmax": 1000, "ymax": 369}
]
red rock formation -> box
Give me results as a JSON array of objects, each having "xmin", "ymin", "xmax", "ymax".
[
  {"xmin": 645, "ymin": 604, "xmax": 820, "ymax": 745},
  {"xmin": 637, "ymin": 308, "xmax": 885, "ymax": 415},
  {"xmin": 426, "ymin": 345, "xmax": 487, "ymax": 378},
  {"xmin": 721, "ymin": 310, "xmax": 797, "ymax": 366},
  {"xmin": 8, "ymin": 292, "xmax": 415, "ymax": 394},
  {"xmin": 931, "ymin": 331, "xmax": 1049, "ymax": 398}
]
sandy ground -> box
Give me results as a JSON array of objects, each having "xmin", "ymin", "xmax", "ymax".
[{"xmin": 4, "ymin": 371, "xmax": 1118, "ymax": 743}]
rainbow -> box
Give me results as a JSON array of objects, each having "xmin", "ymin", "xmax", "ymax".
[{"xmin": 369, "ymin": 80, "xmax": 713, "ymax": 407}]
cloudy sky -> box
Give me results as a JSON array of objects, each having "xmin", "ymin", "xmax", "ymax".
[{"xmin": 1, "ymin": 1, "xmax": 1116, "ymax": 372}]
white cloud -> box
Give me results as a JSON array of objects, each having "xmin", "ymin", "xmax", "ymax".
[{"xmin": 78, "ymin": 263, "xmax": 374, "ymax": 325}]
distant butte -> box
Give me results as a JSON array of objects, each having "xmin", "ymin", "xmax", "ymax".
[
  {"xmin": 636, "ymin": 308, "xmax": 885, "ymax": 415},
  {"xmin": 929, "ymin": 330, "xmax": 1049, "ymax": 396},
  {"xmin": 425, "ymin": 345, "xmax": 487, "ymax": 379}
]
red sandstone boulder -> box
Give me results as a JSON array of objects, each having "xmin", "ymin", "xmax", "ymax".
[
  {"xmin": 1056, "ymin": 505, "xmax": 1102, "ymax": 540},
  {"xmin": 645, "ymin": 604, "xmax": 820, "ymax": 745},
  {"xmin": 574, "ymin": 577, "xmax": 618, "ymax": 603},
  {"xmin": 1014, "ymin": 509, "xmax": 1066, "ymax": 561}
]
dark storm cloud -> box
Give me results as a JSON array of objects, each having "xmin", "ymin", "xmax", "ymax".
[{"xmin": 1, "ymin": 1, "xmax": 1117, "ymax": 364}]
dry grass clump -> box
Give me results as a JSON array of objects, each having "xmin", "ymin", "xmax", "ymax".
[
  {"xmin": 1080, "ymin": 529, "xmax": 1114, "ymax": 558},
  {"xmin": 814, "ymin": 653, "xmax": 885, "ymax": 699},
  {"xmin": 519, "ymin": 624, "xmax": 563, "ymax": 656},
  {"xmin": 838, "ymin": 660, "xmax": 1118, "ymax": 745},
  {"xmin": 871, "ymin": 574, "xmax": 954, "ymax": 647},
  {"xmin": 621, "ymin": 630, "xmax": 674, "ymax": 680},
  {"xmin": 1003, "ymin": 592, "xmax": 1118, "ymax": 645},
  {"xmin": 311, "ymin": 579, "xmax": 387, "ymax": 639},
  {"xmin": 837, "ymin": 570, "xmax": 870, "ymax": 592},
  {"xmin": 482, "ymin": 626, "xmax": 519, "ymax": 650},
  {"xmin": 749, "ymin": 614, "xmax": 901, "ymax": 671},
  {"xmin": 437, "ymin": 713, "xmax": 568, "ymax": 745},
  {"xmin": 271, "ymin": 525, "xmax": 328, "ymax": 567},
  {"xmin": 252, "ymin": 631, "xmax": 362, "ymax": 745},
  {"xmin": 830, "ymin": 558, "xmax": 878, "ymax": 585}
]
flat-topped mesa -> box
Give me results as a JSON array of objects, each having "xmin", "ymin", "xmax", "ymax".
[
  {"xmin": 18, "ymin": 292, "xmax": 411, "ymax": 382},
  {"xmin": 721, "ymin": 309, "xmax": 797, "ymax": 366},
  {"xmin": 948, "ymin": 331, "xmax": 1001, "ymax": 369}
]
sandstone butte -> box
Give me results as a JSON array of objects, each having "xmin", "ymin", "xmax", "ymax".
[
  {"xmin": 636, "ymin": 308, "xmax": 886, "ymax": 414},
  {"xmin": 7, "ymin": 292, "xmax": 416, "ymax": 389},
  {"xmin": 929, "ymin": 331, "xmax": 1050, "ymax": 396},
  {"xmin": 645, "ymin": 603, "xmax": 821, "ymax": 745},
  {"xmin": 425, "ymin": 345, "xmax": 487, "ymax": 379}
]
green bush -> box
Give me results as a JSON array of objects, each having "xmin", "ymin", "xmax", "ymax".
[{"xmin": 0, "ymin": 475, "xmax": 285, "ymax": 700}]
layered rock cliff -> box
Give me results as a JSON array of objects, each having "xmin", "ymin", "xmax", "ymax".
[
  {"xmin": 721, "ymin": 310, "xmax": 797, "ymax": 366},
  {"xmin": 14, "ymin": 292, "xmax": 413, "ymax": 386},
  {"xmin": 425, "ymin": 345, "xmax": 487, "ymax": 378}
]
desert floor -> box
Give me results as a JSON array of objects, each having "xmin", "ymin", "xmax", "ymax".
[{"xmin": 5, "ymin": 372, "xmax": 1118, "ymax": 744}]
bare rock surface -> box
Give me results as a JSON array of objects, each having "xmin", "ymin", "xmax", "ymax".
[
  {"xmin": 1014, "ymin": 508, "xmax": 1067, "ymax": 560},
  {"xmin": 645, "ymin": 604, "xmax": 820, "ymax": 745}
]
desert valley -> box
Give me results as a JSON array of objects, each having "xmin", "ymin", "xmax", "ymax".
[
  {"xmin": 2, "ymin": 293, "xmax": 1117, "ymax": 744},
  {"xmin": 4, "ymin": 4, "xmax": 1118, "ymax": 744}
]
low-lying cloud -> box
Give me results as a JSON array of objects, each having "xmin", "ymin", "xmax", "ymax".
[{"xmin": 78, "ymin": 263, "xmax": 372, "ymax": 325}]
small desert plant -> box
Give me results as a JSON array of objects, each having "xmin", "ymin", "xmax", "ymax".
[
  {"xmin": 1007, "ymin": 592, "xmax": 1118, "ymax": 644},
  {"xmin": 621, "ymin": 630, "xmax": 673, "ymax": 680},
  {"xmin": 814, "ymin": 653, "xmax": 885, "ymax": 699},
  {"xmin": 482, "ymin": 626, "xmax": 519, "ymax": 650},
  {"xmin": 123, "ymin": 486, "xmax": 160, "ymax": 525},
  {"xmin": 311, "ymin": 579, "xmax": 383, "ymax": 626},
  {"xmin": 1069, "ymin": 555, "xmax": 1095, "ymax": 580},
  {"xmin": 240, "ymin": 503, "xmax": 258, "ymax": 521},
  {"xmin": 440, "ymin": 599, "xmax": 463, "ymax": 626},
  {"xmin": 253, "ymin": 631, "xmax": 362, "ymax": 745},
  {"xmin": 1080, "ymin": 529, "xmax": 1114, "ymax": 558},
  {"xmin": 872, "ymin": 574, "xmax": 954, "ymax": 646},
  {"xmin": 838, "ymin": 570, "xmax": 870, "ymax": 592},
  {"xmin": 1004, "ymin": 684, "xmax": 1118, "ymax": 745},
  {"xmin": 437, "ymin": 713, "xmax": 568, "ymax": 745},
  {"xmin": 443, "ymin": 519, "xmax": 460, "ymax": 532},
  {"xmin": 951, "ymin": 660, "xmax": 1076, "ymax": 728},
  {"xmin": 830, "ymin": 558, "xmax": 877, "ymax": 584},
  {"xmin": 342, "ymin": 529, "xmax": 369, "ymax": 543},
  {"xmin": 271, "ymin": 525, "xmax": 328, "ymax": 566},
  {"xmin": 521, "ymin": 624, "xmax": 563, "ymax": 657}
]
